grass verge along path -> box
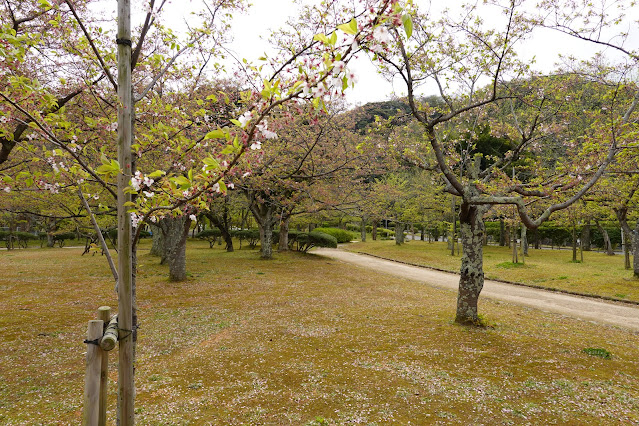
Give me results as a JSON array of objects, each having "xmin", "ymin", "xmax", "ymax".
[{"xmin": 348, "ymin": 240, "xmax": 639, "ymax": 303}]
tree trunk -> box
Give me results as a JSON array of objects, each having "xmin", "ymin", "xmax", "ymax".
[
  {"xmin": 360, "ymin": 217, "xmax": 367, "ymax": 242},
  {"xmin": 158, "ymin": 215, "xmax": 192, "ymax": 281},
  {"xmin": 395, "ymin": 222, "xmax": 405, "ymax": 245},
  {"xmin": 572, "ymin": 224, "xmax": 578, "ymax": 262},
  {"xmin": 455, "ymin": 203, "xmax": 486, "ymax": 325},
  {"xmin": 615, "ymin": 208, "xmax": 639, "ymax": 277},
  {"xmin": 581, "ymin": 222, "xmax": 591, "ymax": 251},
  {"xmin": 372, "ymin": 221, "xmax": 378, "ymax": 241},
  {"xmin": 596, "ymin": 221, "xmax": 614, "ymax": 255},
  {"xmin": 511, "ymin": 226, "xmax": 518, "ymax": 263},
  {"xmin": 207, "ymin": 212, "xmax": 234, "ymax": 252},
  {"xmin": 521, "ymin": 225, "xmax": 528, "ymax": 256},
  {"xmin": 499, "ymin": 218, "xmax": 506, "ymax": 246},
  {"xmin": 278, "ymin": 215, "xmax": 290, "ymax": 252},
  {"xmin": 149, "ymin": 224, "xmax": 164, "ymax": 257},
  {"xmin": 260, "ymin": 218, "xmax": 274, "ymax": 259},
  {"xmin": 632, "ymin": 223, "xmax": 639, "ymax": 278}
]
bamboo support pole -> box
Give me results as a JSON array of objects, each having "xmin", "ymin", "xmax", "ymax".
[
  {"xmin": 97, "ymin": 307, "xmax": 111, "ymax": 426},
  {"xmin": 83, "ymin": 320, "xmax": 104, "ymax": 426}
]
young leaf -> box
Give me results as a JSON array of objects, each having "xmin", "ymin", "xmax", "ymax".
[
  {"xmin": 204, "ymin": 129, "xmax": 227, "ymax": 140},
  {"xmin": 402, "ymin": 14, "xmax": 413, "ymax": 39},
  {"xmin": 338, "ymin": 19, "xmax": 358, "ymax": 35},
  {"xmin": 313, "ymin": 33, "xmax": 329, "ymax": 44}
]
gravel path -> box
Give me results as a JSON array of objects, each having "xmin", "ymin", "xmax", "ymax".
[{"xmin": 313, "ymin": 247, "xmax": 639, "ymax": 332}]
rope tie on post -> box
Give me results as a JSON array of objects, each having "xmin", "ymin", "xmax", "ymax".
[
  {"xmin": 83, "ymin": 338, "xmax": 101, "ymax": 345},
  {"xmin": 116, "ymin": 38, "xmax": 132, "ymax": 47}
]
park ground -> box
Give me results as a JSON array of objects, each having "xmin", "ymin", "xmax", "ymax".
[{"xmin": 1, "ymin": 239, "xmax": 638, "ymax": 424}]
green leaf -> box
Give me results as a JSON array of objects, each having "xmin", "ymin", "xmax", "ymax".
[
  {"xmin": 338, "ymin": 19, "xmax": 358, "ymax": 35},
  {"xmin": 203, "ymin": 156, "xmax": 220, "ymax": 169},
  {"xmin": 218, "ymin": 180, "xmax": 227, "ymax": 193},
  {"xmin": 230, "ymin": 119, "xmax": 242, "ymax": 127},
  {"xmin": 328, "ymin": 32, "xmax": 337, "ymax": 46},
  {"xmin": 171, "ymin": 176, "xmax": 191, "ymax": 188},
  {"xmin": 204, "ymin": 129, "xmax": 227, "ymax": 140},
  {"xmin": 313, "ymin": 33, "xmax": 328, "ymax": 44},
  {"xmin": 147, "ymin": 170, "xmax": 165, "ymax": 179},
  {"xmin": 402, "ymin": 14, "xmax": 413, "ymax": 39}
]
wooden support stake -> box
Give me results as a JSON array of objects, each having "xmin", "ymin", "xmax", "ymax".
[
  {"xmin": 97, "ymin": 307, "xmax": 111, "ymax": 426},
  {"xmin": 100, "ymin": 314, "xmax": 119, "ymax": 352},
  {"xmin": 117, "ymin": 0, "xmax": 134, "ymax": 424},
  {"xmin": 83, "ymin": 320, "xmax": 104, "ymax": 426}
]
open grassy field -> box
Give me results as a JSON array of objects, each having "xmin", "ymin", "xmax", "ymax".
[
  {"xmin": 348, "ymin": 239, "xmax": 639, "ymax": 303},
  {"xmin": 1, "ymin": 240, "xmax": 639, "ymax": 424}
]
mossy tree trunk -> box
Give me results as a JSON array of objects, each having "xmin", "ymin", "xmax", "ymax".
[
  {"xmin": 259, "ymin": 216, "xmax": 275, "ymax": 259},
  {"xmin": 158, "ymin": 215, "xmax": 192, "ymax": 281},
  {"xmin": 455, "ymin": 202, "xmax": 488, "ymax": 325},
  {"xmin": 372, "ymin": 221, "xmax": 378, "ymax": 240}
]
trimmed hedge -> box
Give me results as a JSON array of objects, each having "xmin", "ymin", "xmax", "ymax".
[
  {"xmin": 313, "ymin": 227, "xmax": 354, "ymax": 243},
  {"xmin": 196, "ymin": 228, "xmax": 222, "ymax": 248},
  {"xmin": 0, "ymin": 231, "xmax": 38, "ymax": 248},
  {"xmin": 232, "ymin": 229, "xmax": 260, "ymax": 248},
  {"xmin": 290, "ymin": 231, "xmax": 338, "ymax": 252}
]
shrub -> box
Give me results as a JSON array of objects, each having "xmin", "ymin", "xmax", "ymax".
[
  {"xmin": 0, "ymin": 231, "xmax": 37, "ymax": 248},
  {"xmin": 232, "ymin": 229, "xmax": 260, "ymax": 248},
  {"xmin": 346, "ymin": 223, "xmax": 361, "ymax": 232},
  {"xmin": 196, "ymin": 228, "xmax": 221, "ymax": 248},
  {"xmin": 376, "ymin": 227, "xmax": 395, "ymax": 239},
  {"xmin": 313, "ymin": 227, "xmax": 354, "ymax": 243},
  {"xmin": 291, "ymin": 231, "xmax": 338, "ymax": 252}
]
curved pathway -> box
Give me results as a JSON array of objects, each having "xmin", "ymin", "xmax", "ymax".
[{"xmin": 313, "ymin": 248, "xmax": 639, "ymax": 332}]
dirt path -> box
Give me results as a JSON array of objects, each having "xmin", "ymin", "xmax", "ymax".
[{"xmin": 313, "ymin": 248, "xmax": 639, "ymax": 332}]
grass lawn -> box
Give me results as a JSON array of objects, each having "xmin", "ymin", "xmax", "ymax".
[
  {"xmin": 1, "ymin": 240, "xmax": 638, "ymax": 424},
  {"xmin": 348, "ymin": 239, "xmax": 639, "ymax": 303}
]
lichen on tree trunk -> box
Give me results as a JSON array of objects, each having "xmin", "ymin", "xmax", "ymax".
[
  {"xmin": 149, "ymin": 224, "xmax": 164, "ymax": 258},
  {"xmin": 455, "ymin": 202, "xmax": 487, "ymax": 325},
  {"xmin": 260, "ymin": 218, "xmax": 274, "ymax": 259}
]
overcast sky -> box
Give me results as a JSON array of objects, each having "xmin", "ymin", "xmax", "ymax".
[{"xmin": 152, "ymin": 0, "xmax": 635, "ymax": 106}]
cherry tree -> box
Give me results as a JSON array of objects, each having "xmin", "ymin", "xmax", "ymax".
[{"xmin": 367, "ymin": 0, "xmax": 637, "ymax": 324}]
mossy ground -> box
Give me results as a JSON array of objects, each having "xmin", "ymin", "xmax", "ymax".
[
  {"xmin": 349, "ymin": 239, "xmax": 639, "ymax": 302},
  {"xmin": 1, "ymin": 240, "xmax": 638, "ymax": 424}
]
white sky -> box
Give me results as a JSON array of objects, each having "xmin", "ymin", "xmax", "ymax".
[{"xmin": 152, "ymin": 0, "xmax": 636, "ymax": 106}]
